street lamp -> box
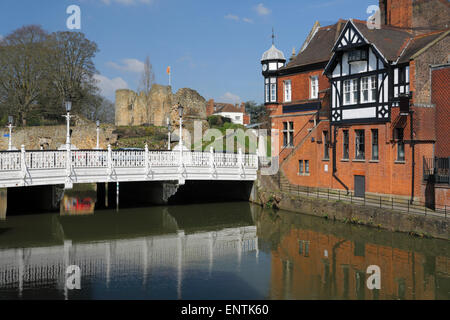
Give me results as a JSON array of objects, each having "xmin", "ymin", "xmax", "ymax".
[
  {"xmin": 59, "ymin": 100, "xmax": 77, "ymax": 150},
  {"xmin": 177, "ymin": 104, "xmax": 184, "ymax": 169},
  {"xmin": 96, "ymin": 120, "xmax": 100, "ymax": 149},
  {"xmin": 178, "ymin": 104, "xmax": 184, "ymax": 148},
  {"xmin": 167, "ymin": 117, "xmax": 171, "ymax": 150},
  {"xmin": 6, "ymin": 116, "xmax": 15, "ymax": 151}
]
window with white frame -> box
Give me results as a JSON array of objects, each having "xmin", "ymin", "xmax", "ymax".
[
  {"xmin": 310, "ymin": 76, "xmax": 319, "ymax": 99},
  {"xmin": 361, "ymin": 76, "xmax": 377, "ymax": 103},
  {"xmin": 265, "ymin": 78, "xmax": 269, "ymax": 103},
  {"xmin": 283, "ymin": 121, "xmax": 294, "ymax": 147},
  {"xmin": 284, "ymin": 80, "xmax": 292, "ymax": 102},
  {"xmin": 270, "ymin": 78, "xmax": 277, "ymax": 102},
  {"xmin": 344, "ymin": 79, "xmax": 358, "ymax": 105}
]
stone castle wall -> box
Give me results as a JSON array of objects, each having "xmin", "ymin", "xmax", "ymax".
[{"xmin": 115, "ymin": 85, "xmax": 207, "ymax": 127}]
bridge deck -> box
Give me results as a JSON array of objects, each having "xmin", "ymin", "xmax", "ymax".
[{"xmin": 0, "ymin": 147, "xmax": 258, "ymax": 188}]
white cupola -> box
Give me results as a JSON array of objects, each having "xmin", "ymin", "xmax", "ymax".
[{"xmin": 261, "ymin": 29, "xmax": 286, "ymax": 104}]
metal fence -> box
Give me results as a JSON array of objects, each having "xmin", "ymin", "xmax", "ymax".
[
  {"xmin": 278, "ymin": 181, "xmax": 448, "ymax": 219},
  {"xmin": 423, "ymin": 157, "xmax": 450, "ymax": 184}
]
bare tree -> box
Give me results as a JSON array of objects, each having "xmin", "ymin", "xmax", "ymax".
[
  {"xmin": 45, "ymin": 31, "xmax": 99, "ymax": 115},
  {"xmin": 139, "ymin": 56, "xmax": 155, "ymax": 94},
  {"xmin": 0, "ymin": 25, "xmax": 48, "ymax": 125},
  {"xmin": 138, "ymin": 56, "xmax": 155, "ymax": 124}
]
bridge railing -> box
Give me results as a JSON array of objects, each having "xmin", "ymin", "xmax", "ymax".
[
  {"xmin": 0, "ymin": 151, "xmax": 21, "ymax": 171},
  {"xmin": 0, "ymin": 147, "xmax": 258, "ymax": 172}
]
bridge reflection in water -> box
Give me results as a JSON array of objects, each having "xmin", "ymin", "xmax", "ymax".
[
  {"xmin": 0, "ymin": 202, "xmax": 449, "ymax": 300},
  {"xmin": 0, "ymin": 203, "xmax": 263, "ymax": 300}
]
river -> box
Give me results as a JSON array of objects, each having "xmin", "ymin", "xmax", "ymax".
[{"xmin": 0, "ymin": 195, "xmax": 448, "ymax": 300}]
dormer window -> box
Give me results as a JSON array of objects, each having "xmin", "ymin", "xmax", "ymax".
[{"xmin": 348, "ymin": 49, "xmax": 368, "ymax": 64}]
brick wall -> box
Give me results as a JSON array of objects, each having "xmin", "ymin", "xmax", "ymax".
[
  {"xmin": 412, "ymin": 0, "xmax": 450, "ymax": 35},
  {"xmin": 380, "ymin": 0, "xmax": 450, "ymax": 34},
  {"xmin": 432, "ymin": 65, "xmax": 450, "ymax": 157},
  {"xmin": 277, "ymin": 70, "xmax": 328, "ymax": 103},
  {"xmin": 413, "ymin": 34, "xmax": 450, "ymax": 105}
]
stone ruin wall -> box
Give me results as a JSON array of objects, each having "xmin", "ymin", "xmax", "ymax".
[{"xmin": 115, "ymin": 84, "xmax": 207, "ymax": 128}]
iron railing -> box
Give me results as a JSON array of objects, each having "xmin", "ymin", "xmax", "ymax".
[
  {"xmin": 278, "ymin": 180, "xmax": 449, "ymax": 219},
  {"xmin": 423, "ymin": 157, "xmax": 449, "ymax": 184}
]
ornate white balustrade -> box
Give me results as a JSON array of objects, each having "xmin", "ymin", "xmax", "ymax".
[{"xmin": 0, "ymin": 145, "xmax": 258, "ymax": 188}]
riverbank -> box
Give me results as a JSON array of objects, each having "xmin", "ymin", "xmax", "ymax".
[{"xmin": 250, "ymin": 174, "xmax": 449, "ymax": 241}]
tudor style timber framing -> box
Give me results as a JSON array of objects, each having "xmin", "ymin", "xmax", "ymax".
[{"xmin": 325, "ymin": 20, "xmax": 398, "ymax": 125}]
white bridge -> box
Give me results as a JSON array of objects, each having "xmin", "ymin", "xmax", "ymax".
[{"xmin": 0, "ymin": 145, "xmax": 258, "ymax": 189}]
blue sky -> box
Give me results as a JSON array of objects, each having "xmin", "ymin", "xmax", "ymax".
[{"xmin": 0, "ymin": 0, "xmax": 376, "ymax": 104}]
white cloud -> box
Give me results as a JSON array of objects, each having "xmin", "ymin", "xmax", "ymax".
[
  {"xmin": 220, "ymin": 92, "xmax": 241, "ymax": 104},
  {"xmin": 101, "ymin": 0, "xmax": 154, "ymax": 5},
  {"xmin": 224, "ymin": 14, "xmax": 253, "ymax": 23},
  {"xmin": 254, "ymin": 3, "xmax": 271, "ymax": 16},
  {"xmin": 106, "ymin": 58, "xmax": 145, "ymax": 73},
  {"xmin": 94, "ymin": 74, "xmax": 128, "ymax": 99},
  {"xmin": 224, "ymin": 14, "xmax": 239, "ymax": 21}
]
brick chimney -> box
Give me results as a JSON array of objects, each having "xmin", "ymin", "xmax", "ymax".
[
  {"xmin": 240, "ymin": 102, "xmax": 246, "ymax": 113},
  {"xmin": 206, "ymin": 99, "xmax": 214, "ymax": 117}
]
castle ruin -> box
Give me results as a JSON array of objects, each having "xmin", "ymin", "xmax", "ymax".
[{"xmin": 115, "ymin": 84, "xmax": 208, "ymax": 127}]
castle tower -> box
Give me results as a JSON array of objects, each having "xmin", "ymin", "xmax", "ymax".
[{"xmin": 115, "ymin": 89, "xmax": 137, "ymax": 126}]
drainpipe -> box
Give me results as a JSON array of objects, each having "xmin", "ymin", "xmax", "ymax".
[
  {"xmin": 332, "ymin": 124, "xmax": 349, "ymax": 194},
  {"xmin": 410, "ymin": 109, "xmax": 415, "ymax": 204}
]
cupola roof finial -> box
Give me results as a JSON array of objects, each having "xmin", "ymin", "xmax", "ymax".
[{"xmin": 272, "ymin": 27, "xmax": 275, "ymax": 45}]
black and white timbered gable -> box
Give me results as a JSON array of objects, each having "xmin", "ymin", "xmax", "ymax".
[{"xmin": 324, "ymin": 20, "xmax": 409, "ymax": 124}]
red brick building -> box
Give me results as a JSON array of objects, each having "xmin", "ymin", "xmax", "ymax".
[{"xmin": 262, "ymin": 0, "xmax": 449, "ymax": 207}]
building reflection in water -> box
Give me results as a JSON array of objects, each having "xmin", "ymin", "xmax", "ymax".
[
  {"xmin": 0, "ymin": 200, "xmax": 448, "ymax": 300},
  {"xmin": 253, "ymin": 208, "xmax": 450, "ymax": 300},
  {"xmin": 60, "ymin": 195, "xmax": 95, "ymax": 216}
]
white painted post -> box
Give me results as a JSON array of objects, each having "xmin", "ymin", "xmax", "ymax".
[
  {"xmin": 238, "ymin": 148, "xmax": 244, "ymax": 178},
  {"xmin": 8, "ymin": 123, "xmax": 13, "ymax": 151},
  {"xmin": 107, "ymin": 144, "xmax": 112, "ymax": 181},
  {"xmin": 209, "ymin": 147, "xmax": 215, "ymax": 178},
  {"xmin": 96, "ymin": 124, "xmax": 100, "ymax": 150},
  {"xmin": 20, "ymin": 145, "xmax": 26, "ymax": 182},
  {"xmin": 145, "ymin": 143, "xmax": 151, "ymax": 178},
  {"xmin": 65, "ymin": 143, "xmax": 73, "ymax": 189}
]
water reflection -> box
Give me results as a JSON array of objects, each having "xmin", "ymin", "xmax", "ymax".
[
  {"xmin": 254, "ymin": 209, "xmax": 450, "ymax": 300},
  {"xmin": 0, "ymin": 196, "xmax": 448, "ymax": 300},
  {"xmin": 60, "ymin": 196, "xmax": 95, "ymax": 216},
  {"xmin": 0, "ymin": 203, "xmax": 266, "ymax": 300}
]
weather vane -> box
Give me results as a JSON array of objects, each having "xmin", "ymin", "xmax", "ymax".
[{"xmin": 272, "ymin": 27, "xmax": 275, "ymax": 45}]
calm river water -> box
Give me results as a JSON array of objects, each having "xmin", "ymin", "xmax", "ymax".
[{"xmin": 0, "ymin": 197, "xmax": 448, "ymax": 300}]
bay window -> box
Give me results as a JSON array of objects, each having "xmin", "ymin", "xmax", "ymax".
[
  {"xmin": 270, "ymin": 78, "xmax": 277, "ymax": 102},
  {"xmin": 361, "ymin": 76, "xmax": 377, "ymax": 103},
  {"xmin": 344, "ymin": 79, "xmax": 358, "ymax": 105}
]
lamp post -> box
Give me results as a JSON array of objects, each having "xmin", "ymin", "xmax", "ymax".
[
  {"xmin": 167, "ymin": 117, "xmax": 171, "ymax": 151},
  {"xmin": 178, "ymin": 104, "xmax": 184, "ymax": 166},
  {"xmin": 96, "ymin": 120, "xmax": 100, "ymax": 149},
  {"xmin": 59, "ymin": 101, "xmax": 77, "ymax": 150},
  {"xmin": 64, "ymin": 101, "xmax": 72, "ymax": 148},
  {"xmin": 6, "ymin": 116, "xmax": 14, "ymax": 151}
]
